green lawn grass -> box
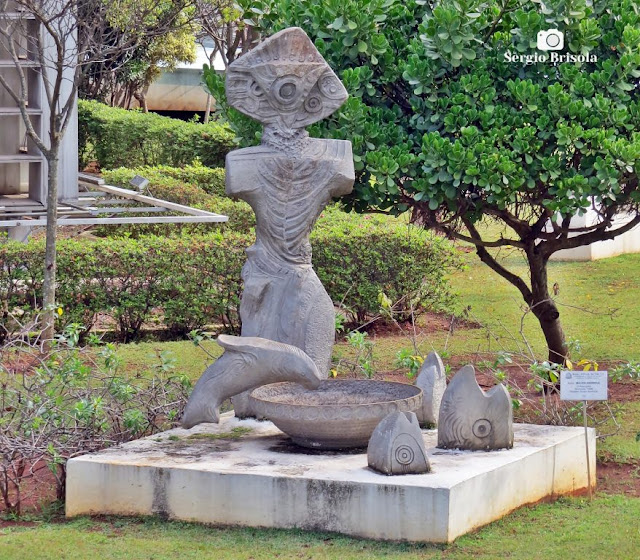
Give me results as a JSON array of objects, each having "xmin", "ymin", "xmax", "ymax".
[
  {"xmin": 447, "ymin": 249, "xmax": 640, "ymax": 362},
  {"xmin": 596, "ymin": 399, "xmax": 640, "ymax": 463},
  {"xmin": 443, "ymin": 217, "xmax": 640, "ymax": 361},
  {"xmin": 1, "ymin": 495, "xmax": 638, "ymax": 559},
  {"xmin": 114, "ymin": 338, "xmax": 222, "ymax": 382}
]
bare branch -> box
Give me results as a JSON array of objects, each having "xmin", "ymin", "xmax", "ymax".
[{"xmin": 462, "ymin": 216, "xmax": 534, "ymax": 304}]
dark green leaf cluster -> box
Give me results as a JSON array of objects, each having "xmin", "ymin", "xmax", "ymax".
[
  {"xmin": 0, "ymin": 234, "xmax": 248, "ymax": 341},
  {"xmin": 223, "ymin": 0, "xmax": 640, "ymax": 235},
  {"xmin": 313, "ymin": 207, "xmax": 462, "ymax": 324}
]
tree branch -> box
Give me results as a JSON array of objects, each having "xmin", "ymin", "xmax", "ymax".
[
  {"xmin": 439, "ymin": 225, "xmax": 525, "ymax": 249},
  {"xmin": 541, "ymin": 212, "xmax": 640, "ymax": 256},
  {"xmin": 462, "ymin": 216, "xmax": 533, "ymax": 303}
]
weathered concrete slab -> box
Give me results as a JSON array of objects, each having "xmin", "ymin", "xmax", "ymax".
[{"xmin": 66, "ymin": 415, "xmax": 595, "ymax": 543}]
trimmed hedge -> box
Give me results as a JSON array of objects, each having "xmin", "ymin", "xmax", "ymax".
[
  {"xmin": 78, "ymin": 100, "xmax": 236, "ymax": 169},
  {"xmin": 312, "ymin": 208, "xmax": 459, "ymax": 324},
  {"xmin": 1, "ymin": 223, "xmax": 460, "ymax": 341},
  {"xmin": 144, "ymin": 164, "xmax": 227, "ymax": 197},
  {"xmin": 0, "ymin": 234, "xmax": 247, "ymax": 341}
]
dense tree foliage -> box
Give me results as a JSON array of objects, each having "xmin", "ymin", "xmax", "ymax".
[
  {"xmin": 209, "ymin": 0, "xmax": 640, "ymax": 363},
  {"xmin": 80, "ymin": 1, "xmax": 198, "ymax": 108}
]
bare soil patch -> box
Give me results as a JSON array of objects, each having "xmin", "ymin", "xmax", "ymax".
[
  {"xmin": 364, "ymin": 311, "xmax": 482, "ymax": 337},
  {"xmin": 596, "ymin": 460, "xmax": 640, "ymax": 497},
  {"xmin": 0, "ymin": 459, "xmax": 60, "ymax": 525}
]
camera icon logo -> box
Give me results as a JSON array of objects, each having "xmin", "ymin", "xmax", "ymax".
[{"xmin": 537, "ymin": 29, "xmax": 564, "ymax": 51}]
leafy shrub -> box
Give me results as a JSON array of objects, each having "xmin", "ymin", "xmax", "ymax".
[
  {"xmin": 0, "ymin": 234, "xmax": 250, "ymax": 341},
  {"xmin": 0, "ymin": 243, "xmax": 43, "ymax": 343},
  {"xmin": 0, "ymin": 214, "xmax": 460, "ymax": 340},
  {"xmin": 78, "ymin": 100, "xmax": 235, "ymax": 169},
  {"xmin": 147, "ymin": 164, "xmax": 227, "ymax": 197},
  {"xmin": 0, "ymin": 324, "xmax": 191, "ymax": 515},
  {"xmin": 312, "ymin": 208, "xmax": 461, "ymax": 324},
  {"xmin": 104, "ymin": 163, "xmax": 226, "ymax": 196},
  {"xmin": 155, "ymin": 233, "xmax": 247, "ymax": 336}
]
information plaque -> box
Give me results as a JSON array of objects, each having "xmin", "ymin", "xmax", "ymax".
[{"xmin": 560, "ymin": 370, "xmax": 608, "ymax": 401}]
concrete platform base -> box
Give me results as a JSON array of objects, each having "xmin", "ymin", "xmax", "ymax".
[{"xmin": 66, "ymin": 417, "xmax": 595, "ymax": 543}]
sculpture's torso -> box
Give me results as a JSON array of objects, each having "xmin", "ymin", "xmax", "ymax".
[
  {"xmin": 227, "ymin": 136, "xmax": 354, "ymax": 269},
  {"xmin": 226, "ymin": 135, "xmax": 353, "ymax": 375}
]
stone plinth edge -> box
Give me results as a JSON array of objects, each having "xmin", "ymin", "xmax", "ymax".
[{"xmin": 66, "ymin": 420, "xmax": 595, "ymax": 543}]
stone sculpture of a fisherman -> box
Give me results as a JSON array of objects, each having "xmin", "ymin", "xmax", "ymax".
[{"xmin": 182, "ymin": 27, "xmax": 355, "ymax": 428}]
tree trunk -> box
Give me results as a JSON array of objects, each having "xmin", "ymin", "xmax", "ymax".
[
  {"xmin": 134, "ymin": 89, "xmax": 148, "ymax": 113},
  {"xmin": 42, "ymin": 150, "xmax": 59, "ymax": 344},
  {"xmin": 527, "ymin": 250, "xmax": 567, "ymax": 364},
  {"xmin": 204, "ymin": 50, "xmax": 216, "ymax": 124},
  {"xmin": 464, "ymin": 218, "xmax": 569, "ymax": 365},
  {"xmin": 204, "ymin": 93, "xmax": 212, "ymax": 124}
]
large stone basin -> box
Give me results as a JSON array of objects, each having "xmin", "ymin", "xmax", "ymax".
[{"xmin": 249, "ymin": 380, "xmax": 422, "ymax": 450}]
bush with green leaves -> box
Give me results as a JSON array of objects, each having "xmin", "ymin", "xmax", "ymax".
[
  {"xmin": 0, "ymin": 234, "xmax": 249, "ymax": 340},
  {"xmin": 0, "ymin": 322, "xmax": 191, "ymax": 515},
  {"xmin": 215, "ymin": 0, "xmax": 640, "ymax": 364},
  {"xmin": 104, "ymin": 163, "xmax": 227, "ymax": 196},
  {"xmin": 312, "ymin": 207, "xmax": 461, "ymax": 324},
  {"xmin": 78, "ymin": 99, "xmax": 236, "ymax": 169},
  {"xmin": 1, "ymin": 217, "xmax": 460, "ymax": 340}
]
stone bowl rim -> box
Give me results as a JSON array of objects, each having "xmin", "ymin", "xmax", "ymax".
[
  {"xmin": 249, "ymin": 380, "xmax": 423, "ymax": 449},
  {"xmin": 249, "ymin": 379, "xmax": 422, "ymax": 409}
]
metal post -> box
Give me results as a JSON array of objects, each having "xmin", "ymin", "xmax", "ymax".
[{"xmin": 583, "ymin": 400, "xmax": 592, "ymax": 501}]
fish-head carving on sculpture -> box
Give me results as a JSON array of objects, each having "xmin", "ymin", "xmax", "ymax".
[
  {"xmin": 181, "ymin": 334, "xmax": 322, "ymax": 429},
  {"xmin": 226, "ymin": 27, "xmax": 348, "ymax": 131},
  {"xmin": 437, "ymin": 365, "xmax": 514, "ymax": 451},
  {"xmin": 367, "ymin": 411, "xmax": 430, "ymax": 475}
]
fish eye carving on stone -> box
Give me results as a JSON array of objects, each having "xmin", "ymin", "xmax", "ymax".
[
  {"xmin": 367, "ymin": 411, "xmax": 431, "ymax": 475},
  {"xmin": 437, "ymin": 365, "xmax": 514, "ymax": 451},
  {"xmin": 226, "ymin": 27, "xmax": 348, "ymax": 130},
  {"xmin": 393, "ymin": 437, "xmax": 418, "ymax": 466}
]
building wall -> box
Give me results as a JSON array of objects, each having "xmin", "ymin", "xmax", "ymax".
[
  {"xmin": 550, "ymin": 208, "xmax": 640, "ymax": 261},
  {"xmin": 0, "ymin": 5, "xmax": 77, "ymax": 204},
  {"xmin": 143, "ymin": 68, "xmax": 210, "ymax": 112},
  {"xmin": 135, "ymin": 46, "xmax": 224, "ymax": 113}
]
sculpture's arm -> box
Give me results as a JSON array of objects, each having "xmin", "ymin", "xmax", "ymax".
[
  {"xmin": 328, "ymin": 140, "xmax": 355, "ymax": 198},
  {"xmin": 225, "ymin": 148, "xmax": 269, "ymax": 197}
]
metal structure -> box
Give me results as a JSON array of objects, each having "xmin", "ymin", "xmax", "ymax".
[
  {"xmin": 0, "ymin": 5, "xmax": 73, "ymax": 207},
  {"xmin": 1, "ymin": 172, "xmax": 227, "ymax": 242}
]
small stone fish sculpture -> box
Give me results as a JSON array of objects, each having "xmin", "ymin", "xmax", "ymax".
[
  {"xmin": 367, "ymin": 411, "xmax": 430, "ymax": 475},
  {"xmin": 415, "ymin": 351, "xmax": 447, "ymax": 427},
  {"xmin": 437, "ymin": 365, "xmax": 514, "ymax": 451}
]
